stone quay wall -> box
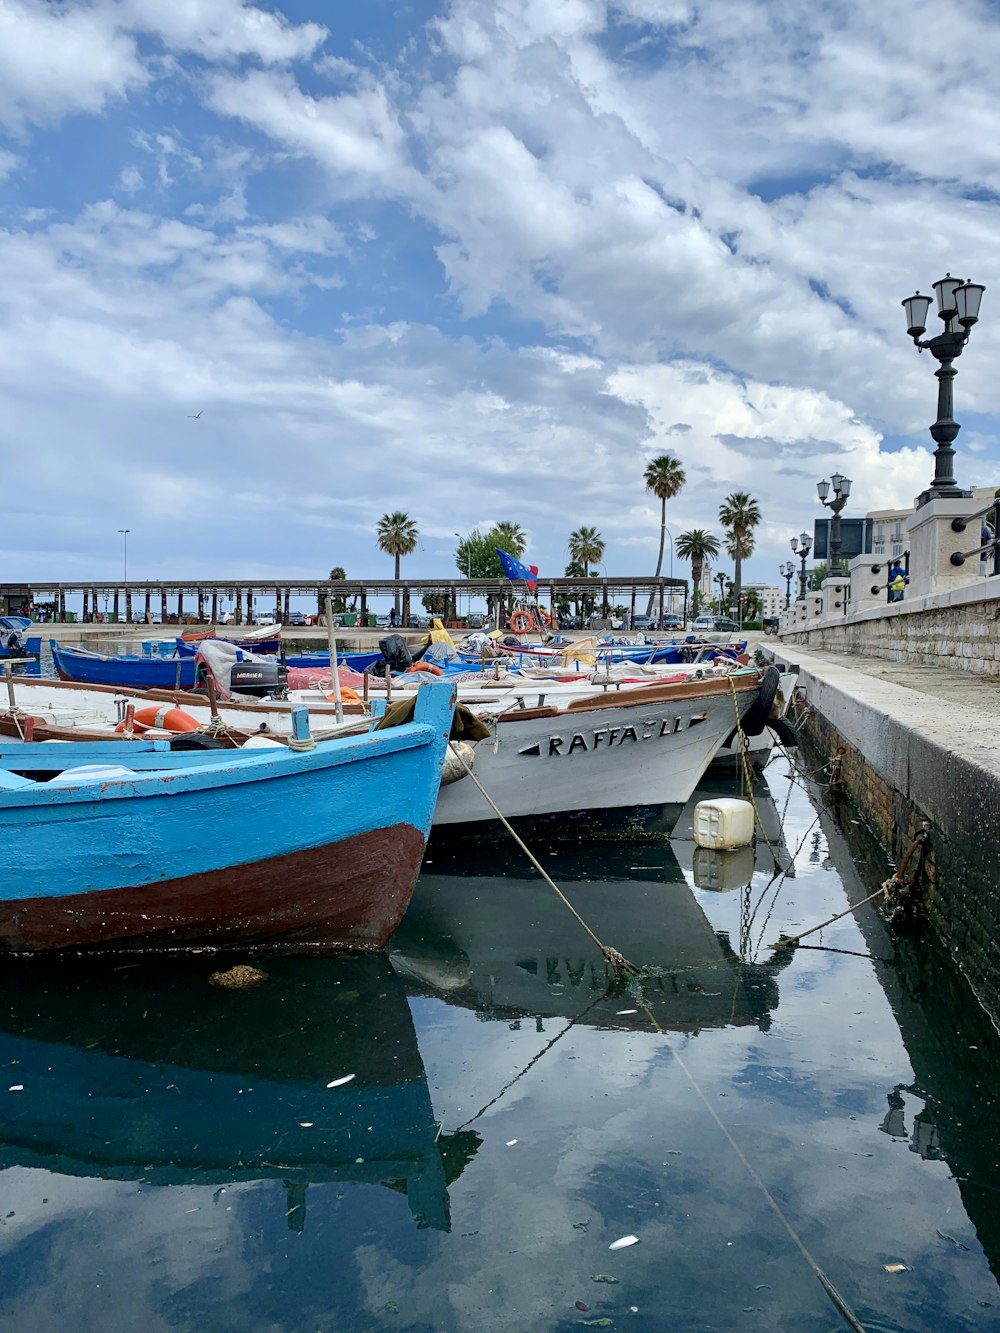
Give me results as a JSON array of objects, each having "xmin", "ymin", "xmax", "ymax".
[
  {"xmin": 765, "ymin": 648, "xmax": 1000, "ymax": 1029},
  {"xmin": 781, "ymin": 582, "xmax": 1000, "ymax": 677}
]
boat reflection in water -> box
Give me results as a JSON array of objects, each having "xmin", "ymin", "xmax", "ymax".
[
  {"xmin": 0, "ymin": 953, "xmax": 478, "ymax": 1232},
  {"xmin": 392, "ymin": 841, "xmax": 793, "ymax": 1032}
]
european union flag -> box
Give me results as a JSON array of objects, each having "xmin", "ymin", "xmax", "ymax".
[{"xmin": 496, "ymin": 549, "xmax": 538, "ymax": 590}]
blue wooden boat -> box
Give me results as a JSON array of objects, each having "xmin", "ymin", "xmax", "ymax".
[
  {"xmin": 0, "ymin": 952, "xmax": 477, "ymax": 1228},
  {"xmin": 285, "ymin": 650, "xmax": 382, "ymax": 673},
  {"xmin": 51, "ymin": 640, "xmax": 199, "ymax": 690},
  {"xmin": 0, "ymin": 679, "xmax": 456, "ymax": 952}
]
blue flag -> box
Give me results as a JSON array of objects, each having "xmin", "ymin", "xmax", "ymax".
[{"xmin": 496, "ymin": 548, "xmax": 538, "ymax": 590}]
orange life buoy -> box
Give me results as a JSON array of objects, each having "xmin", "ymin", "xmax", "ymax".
[
  {"xmin": 509, "ymin": 611, "xmax": 533, "ymax": 634},
  {"xmin": 406, "ymin": 662, "xmax": 444, "ymax": 676},
  {"xmin": 116, "ymin": 705, "xmax": 201, "ymax": 735},
  {"xmin": 537, "ymin": 609, "xmax": 551, "ymax": 628}
]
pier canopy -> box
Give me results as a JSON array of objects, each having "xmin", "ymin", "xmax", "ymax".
[{"xmin": 0, "ymin": 575, "xmax": 687, "ymax": 625}]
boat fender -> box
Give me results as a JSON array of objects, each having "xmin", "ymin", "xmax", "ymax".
[
  {"xmin": 115, "ymin": 705, "xmax": 201, "ymax": 735},
  {"xmin": 767, "ymin": 715, "xmax": 798, "ymax": 748},
  {"xmin": 168, "ymin": 733, "xmax": 229, "ymax": 750},
  {"xmin": 441, "ymin": 741, "xmax": 475, "ymax": 785},
  {"xmin": 407, "ymin": 662, "xmax": 443, "ymax": 676},
  {"xmin": 740, "ymin": 666, "xmax": 781, "ymax": 737}
]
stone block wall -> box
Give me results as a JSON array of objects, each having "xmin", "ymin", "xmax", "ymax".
[
  {"xmin": 784, "ymin": 591, "xmax": 1000, "ymax": 677},
  {"xmin": 785, "ymin": 660, "xmax": 1000, "ymax": 1028}
]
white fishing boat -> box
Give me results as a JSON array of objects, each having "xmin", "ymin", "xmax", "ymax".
[{"xmin": 432, "ymin": 667, "xmax": 779, "ymax": 837}]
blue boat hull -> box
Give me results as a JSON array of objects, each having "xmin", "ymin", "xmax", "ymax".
[
  {"xmin": 285, "ymin": 651, "xmax": 381, "ymax": 672},
  {"xmin": 52, "ymin": 641, "xmax": 199, "ymax": 689},
  {"xmin": 0, "ymin": 681, "xmax": 456, "ymax": 953}
]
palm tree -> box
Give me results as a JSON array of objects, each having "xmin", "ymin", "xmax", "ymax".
[
  {"xmin": 718, "ymin": 492, "xmax": 761, "ymax": 609},
  {"xmin": 644, "ymin": 454, "xmax": 686, "ymax": 614},
  {"xmin": 489, "ymin": 520, "xmax": 527, "ymax": 559},
  {"xmin": 376, "ymin": 511, "xmax": 419, "ymax": 614},
  {"xmin": 675, "ymin": 529, "xmax": 720, "ymax": 616},
  {"xmin": 568, "ymin": 526, "xmax": 605, "ymax": 577}
]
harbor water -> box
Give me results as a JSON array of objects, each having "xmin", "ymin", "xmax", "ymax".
[{"xmin": 1, "ymin": 756, "xmax": 998, "ymax": 1331}]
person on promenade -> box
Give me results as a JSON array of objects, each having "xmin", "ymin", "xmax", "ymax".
[
  {"xmin": 388, "ymin": 606, "xmax": 398, "ymax": 628},
  {"xmin": 888, "ymin": 562, "xmax": 906, "ymax": 603}
]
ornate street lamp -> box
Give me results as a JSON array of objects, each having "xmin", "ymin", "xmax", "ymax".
[
  {"xmin": 816, "ymin": 474, "xmax": 852, "ymax": 572},
  {"xmin": 790, "ymin": 531, "xmax": 812, "ymax": 599},
  {"xmin": 901, "ymin": 273, "xmax": 985, "ymax": 505},
  {"xmin": 779, "ymin": 560, "xmax": 795, "ymax": 608}
]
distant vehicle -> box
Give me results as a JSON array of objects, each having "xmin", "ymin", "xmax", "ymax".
[
  {"xmin": 692, "ymin": 615, "xmax": 741, "ymax": 634},
  {"xmin": 660, "ymin": 614, "xmax": 685, "ymax": 630},
  {"xmin": 558, "ymin": 613, "xmax": 582, "ymax": 630},
  {"xmin": 632, "ymin": 614, "xmax": 658, "ymax": 632},
  {"xmin": 410, "ymin": 615, "xmax": 432, "ymax": 628},
  {"xmin": 467, "ymin": 612, "xmax": 485, "ymax": 629},
  {"xmin": 217, "ymin": 611, "xmax": 234, "ymax": 625},
  {"xmin": 375, "ymin": 614, "xmax": 392, "ymax": 628},
  {"xmin": 585, "ymin": 614, "xmax": 623, "ymax": 631},
  {"xmin": 286, "ymin": 611, "xmax": 307, "ymax": 626}
]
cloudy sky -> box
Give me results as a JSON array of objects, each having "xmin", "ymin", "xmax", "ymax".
[{"xmin": 1, "ymin": 0, "xmax": 998, "ymax": 592}]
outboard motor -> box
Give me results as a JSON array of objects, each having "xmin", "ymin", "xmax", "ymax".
[
  {"xmin": 229, "ymin": 660, "xmax": 285, "ymax": 698},
  {"xmin": 369, "ymin": 633, "xmax": 413, "ymax": 678},
  {"xmin": 0, "ymin": 628, "xmax": 24, "ymax": 658}
]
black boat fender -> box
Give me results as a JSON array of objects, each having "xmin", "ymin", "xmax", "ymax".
[
  {"xmin": 766, "ymin": 715, "xmax": 798, "ymax": 748},
  {"xmin": 740, "ymin": 665, "xmax": 781, "ymax": 737}
]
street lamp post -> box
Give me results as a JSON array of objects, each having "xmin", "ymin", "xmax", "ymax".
[
  {"xmin": 816, "ymin": 474, "xmax": 852, "ymax": 573},
  {"xmin": 118, "ymin": 528, "xmax": 130, "ymax": 584},
  {"xmin": 790, "ymin": 532, "xmax": 812, "ymax": 599},
  {"xmin": 779, "ymin": 560, "xmax": 795, "ymax": 608},
  {"xmin": 901, "ymin": 273, "xmax": 985, "ymax": 505}
]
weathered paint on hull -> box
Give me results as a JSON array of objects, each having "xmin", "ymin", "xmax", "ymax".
[{"xmin": 0, "ymin": 822, "xmax": 425, "ymax": 953}]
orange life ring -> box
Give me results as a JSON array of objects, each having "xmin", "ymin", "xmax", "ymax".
[
  {"xmin": 116, "ymin": 705, "xmax": 201, "ymax": 735},
  {"xmin": 509, "ymin": 611, "xmax": 533, "ymax": 634},
  {"xmin": 537, "ymin": 609, "xmax": 551, "ymax": 628},
  {"xmin": 406, "ymin": 662, "xmax": 444, "ymax": 676}
]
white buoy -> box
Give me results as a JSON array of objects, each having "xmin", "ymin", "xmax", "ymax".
[{"xmin": 692, "ymin": 797, "xmax": 754, "ymax": 850}]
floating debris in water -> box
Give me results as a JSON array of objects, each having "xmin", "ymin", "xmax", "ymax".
[
  {"xmin": 590, "ymin": 1274, "xmax": 619, "ymax": 1284},
  {"xmin": 936, "ymin": 1231, "xmax": 970, "ymax": 1250},
  {"xmin": 208, "ymin": 965, "xmax": 268, "ymax": 990},
  {"xmin": 326, "ymin": 1074, "xmax": 356, "ymax": 1089},
  {"xmin": 506, "ymin": 1139, "xmax": 518, "ymax": 1147},
  {"xmin": 575, "ymin": 1300, "xmax": 589, "ymax": 1311},
  {"xmin": 616, "ymin": 1009, "xmax": 638, "ymax": 1015},
  {"xmin": 884, "ymin": 1263, "xmax": 909, "ymax": 1273},
  {"xmin": 299, "ymin": 1122, "xmax": 314, "ymax": 1128},
  {"xmin": 609, "ymin": 1235, "xmax": 639, "ymax": 1250},
  {"xmin": 573, "ymin": 1220, "xmax": 590, "ymax": 1230},
  {"xmin": 8, "ymin": 1085, "xmax": 23, "ymax": 1092}
]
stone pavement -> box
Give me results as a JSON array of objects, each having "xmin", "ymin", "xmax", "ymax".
[{"xmin": 751, "ymin": 632, "xmax": 1000, "ymax": 723}]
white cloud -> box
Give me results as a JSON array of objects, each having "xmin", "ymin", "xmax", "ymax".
[{"xmin": 0, "ymin": 0, "xmax": 146, "ymax": 131}]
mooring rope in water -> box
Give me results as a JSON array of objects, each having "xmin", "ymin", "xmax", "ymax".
[
  {"xmin": 770, "ymin": 825, "xmax": 930, "ymax": 951},
  {"xmin": 634, "ymin": 999, "xmax": 869, "ymax": 1333},
  {"xmin": 447, "ymin": 741, "xmax": 639, "ymax": 976}
]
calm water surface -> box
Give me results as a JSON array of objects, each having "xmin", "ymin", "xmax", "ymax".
[{"xmin": 1, "ymin": 758, "xmax": 999, "ymax": 1332}]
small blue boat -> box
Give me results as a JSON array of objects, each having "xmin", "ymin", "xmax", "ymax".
[
  {"xmin": 285, "ymin": 650, "xmax": 382, "ymax": 673},
  {"xmin": 51, "ymin": 640, "xmax": 199, "ymax": 690},
  {"xmin": 0, "ymin": 680, "xmax": 456, "ymax": 953}
]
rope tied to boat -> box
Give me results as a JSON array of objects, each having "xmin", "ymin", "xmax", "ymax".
[{"xmin": 446, "ymin": 741, "xmax": 639, "ymax": 977}]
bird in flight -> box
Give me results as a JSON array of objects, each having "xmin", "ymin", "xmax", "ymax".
[{"xmin": 187, "ymin": 410, "xmax": 204, "ymax": 419}]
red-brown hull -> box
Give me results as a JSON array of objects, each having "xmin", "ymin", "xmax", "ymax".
[{"xmin": 0, "ymin": 822, "xmax": 425, "ymax": 954}]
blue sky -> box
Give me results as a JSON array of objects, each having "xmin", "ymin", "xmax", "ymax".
[{"xmin": 1, "ymin": 0, "xmax": 999, "ymax": 593}]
